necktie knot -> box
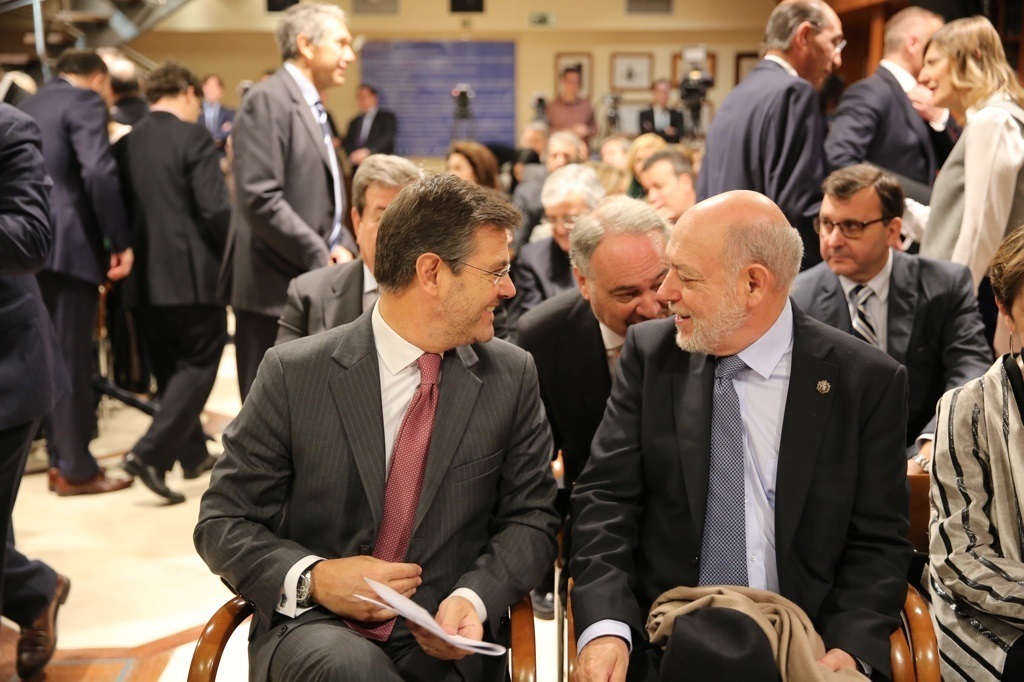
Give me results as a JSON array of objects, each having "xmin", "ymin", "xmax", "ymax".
[
  {"xmin": 850, "ymin": 283, "xmax": 874, "ymax": 306},
  {"xmin": 314, "ymin": 101, "xmax": 327, "ymax": 123},
  {"xmin": 417, "ymin": 353, "xmax": 442, "ymax": 387},
  {"xmin": 716, "ymin": 355, "xmax": 747, "ymax": 381}
]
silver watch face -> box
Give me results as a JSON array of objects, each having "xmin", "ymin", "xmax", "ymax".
[{"xmin": 297, "ymin": 572, "xmax": 311, "ymax": 601}]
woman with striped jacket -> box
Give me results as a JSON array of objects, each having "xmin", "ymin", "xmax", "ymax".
[{"xmin": 928, "ymin": 226, "xmax": 1024, "ymax": 681}]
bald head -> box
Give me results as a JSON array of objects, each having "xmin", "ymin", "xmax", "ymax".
[{"xmin": 659, "ymin": 191, "xmax": 803, "ymax": 356}]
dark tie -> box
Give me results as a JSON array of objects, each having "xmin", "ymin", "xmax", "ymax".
[
  {"xmin": 698, "ymin": 355, "xmax": 748, "ymax": 587},
  {"xmin": 347, "ymin": 353, "xmax": 441, "ymax": 641},
  {"xmin": 849, "ymin": 284, "xmax": 880, "ymax": 348},
  {"xmin": 313, "ymin": 101, "xmax": 344, "ymax": 249}
]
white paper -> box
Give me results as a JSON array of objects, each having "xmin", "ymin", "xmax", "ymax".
[{"xmin": 358, "ymin": 578, "xmax": 507, "ymax": 656}]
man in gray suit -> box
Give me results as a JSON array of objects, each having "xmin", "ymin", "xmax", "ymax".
[
  {"xmin": 220, "ymin": 3, "xmax": 358, "ymax": 400},
  {"xmin": 792, "ymin": 165, "xmax": 991, "ymax": 473},
  {"xmin": 196, "ymin": 174, "xmax": 559, "ymax": 681},
  {"xmin": 276, "ymin": 154, "xmax": 419, "ymax": 344}
]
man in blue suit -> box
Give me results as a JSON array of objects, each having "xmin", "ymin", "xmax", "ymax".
[
  {"xmin": 696, "ymin": 0, "xmax": 844, "ymax": 270},
  {"xmin": 200, "ymin": 73, "xmax": 235, "ymax": 156},
  {"xmin": 825, "ymin": 7, "xmax": 954, "ymax": 192},
  {"xmin": 19, "ymin": 49, "xmax": 134, "ymax": 495}
]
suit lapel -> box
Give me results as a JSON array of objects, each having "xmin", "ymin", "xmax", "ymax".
[
  {"xmin": 886, "ymin": 251, "xmax": 917, "ymax": 365},
  {"xmin": 775, "ymin": 310, "xmax": 838, "ymax": 562},
  {"xmin": 674, "ymin": 351, "xmax": 715, "ymax": 545},
  {"xmin": 324, "ymin": 260, "xmax": 366, "ymax": 329},
  {"xmin": 815, "ymin": 270, "xmax": 852, "ymax": 333},
  {"xmin": 329, "ymin": 316, "xmax": 387, "ymax": 527},
  {"xmin": 563, "ymin": 293, "xmax": 611, "ymax": 420},
  {"xmin": 277, "ymin": 69, "xmax": 332, "ymax": 169},
  {"xmin": 878, "ymin": 68, "xmax": 935, "ymax": 171},
  {"xmin": 413, "ymin": 345, "xmax": 482, "ymax": 532}
]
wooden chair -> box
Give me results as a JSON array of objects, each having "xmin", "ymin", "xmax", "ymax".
[
  {"xmin": 565, "ymin": 581, "xmax": 938, "ymax": 682},
  {"xmin": 187, "ymin": 594, "xmax": 537, "ymax": 682}
]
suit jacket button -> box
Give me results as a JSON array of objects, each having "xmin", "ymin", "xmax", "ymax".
[
  {"xmin": 278, "ymin": 625, "xmax": 288, "ymax": 637},
  {"xmin": 360, "ymin": 544, "xmax": 372, "ymax": 555}
]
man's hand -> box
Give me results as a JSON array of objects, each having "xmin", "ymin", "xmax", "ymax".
[
  {"xmin": 908, "ymin": 86, "xmax": 944, "ymax": 125},
  {"xmin": 108, "ymin": 247, "xmax": 134, "ymax": 281},
  {"xmin": 576, "ymin": 636, "xmax": 629, "ymax": 682},
  {"xmin": 348, "ymin": 148, "xmax": 371, "ymax": 166},
  {"xmin": 330, "ymin": 245, "xmax": 355, "ymax": 264},
  {"xmin": 908, "ymin": 440, "xmax": 933, "ymax": 475},
  {"xmin": 408, "ymin": 595, "xmax": 482, "ymax": 661},
  {"xmin": 309, "ymin": 556, "xmax": 421, "ymax": 621},
  {"xmin": 817, "ymin": 648, "xmax": 859, "ymax": 672}
]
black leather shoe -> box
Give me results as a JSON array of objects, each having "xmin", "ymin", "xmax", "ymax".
[
  {"xmin": 182, "ymin": 455, "xmax": 219, "ymax": 480},
  {"xmin": 17, "ymin": 573, "xmax": 70, "ymax": 679},
  {"xmin": 122, "ymin": 453, "xmax": 185, "ymax": 504},
  {"xmin": 530, "ymin": 588, "xmax": 555, "ymax": 620}
]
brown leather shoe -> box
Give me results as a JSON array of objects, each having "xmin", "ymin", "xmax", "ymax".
[
  {"xmin": 51, "ymin": 470, "xmax": 132, "ymax": 496},
  {"xmin": 16, "ymin": 573, "xmax": 70, "ymax": 679}
]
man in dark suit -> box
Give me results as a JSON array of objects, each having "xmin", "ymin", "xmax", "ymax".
[
  {"xmin": 696, "ymin": 0, "xmax": 845, "ymax": 269},
  {"xmin": 114, "ymin": 63, "xmax": 232, "ymax": 504},
  {"xmin": 19, "ymin": 49, "xmax": 134, "ymax": 495},
  {"xmin": 220, "ymin": 3, "xmax": 359, "ymax": 401},
  {"xmin": 342, "ymin": 83, "xmax": 398, "ymax": 170},
  {"xmin": 195, "ymin": 174, "xmax": 558, "ymax": 680},
  {"xmin": 0, "ymin": 102, "xmax": 72, "ymax": 681},
  {"xmin": 277, "ymin": 154, "xmax": 419, "ymax": 344},
  {"xmin": 200, "ymin": 74, "xmax": 234, "ymax": 156},
  {"xmin": 825, "ymin": 8, "xmax": 953, "ymax": 192},
  {"xmin": 571, "ymin": 190, "xmax": 911, "ymax": 681},
  {"xmin": 518, "ymin": 195, "xmax": 669, "ymax": 617},
  {"xmin": 638, "ymin": 79, "xmax": 684, "ymax": 143},
  {"xmin": 792, "ymin": 164, "xmax": 990, "ymax": 475},
  {"xmin": 507, "ymin": 164, "xmax": 604, "ymax": 337}
]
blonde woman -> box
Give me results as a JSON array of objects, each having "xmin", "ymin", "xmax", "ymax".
[
  {"xmin": 928, "ymin": 227, "xmax": 1024, "ymax": 681},
  {"xmin": 625, "ymin": 132, "xmax": 667, "ymax": 199},
  {"xmin": 918, "ymin": 16, "xmax": 1024, "ymax": 341}
]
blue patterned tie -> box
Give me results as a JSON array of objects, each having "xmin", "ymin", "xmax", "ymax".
[
  {"xmin": 313, "ymin": 101, "xmax": 344, "ymax": 249},
  {"xmin": 849, "ymin": 284, "xmax": 880, "ymax": 348},
  {"xmin": 698, "ymin": 355, "xmax": 749, "ymax": 586}
]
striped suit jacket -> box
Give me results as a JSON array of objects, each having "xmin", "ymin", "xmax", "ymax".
[
  {"xmin": 194, "ymin": 310, "xmax": 559, "ymax": 679},
  {"xmin": 929, "ymin": 356, "xmax": 1024, "ymax": 681}
]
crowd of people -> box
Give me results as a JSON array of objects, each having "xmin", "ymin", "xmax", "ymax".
[{"xmin": 1, "ymin": 0, "xmax": 1023, "ymax": 679}]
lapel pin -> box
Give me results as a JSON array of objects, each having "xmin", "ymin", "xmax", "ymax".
[{"xmin": 816, "ymin": 380, "xmax": 831, "ymax": 395}]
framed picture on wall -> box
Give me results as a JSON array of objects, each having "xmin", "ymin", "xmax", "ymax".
[
  {"xmin": 611, "ymin": 53, "xmax": 653, "ymax": 92},
  {"xmin": 735, "ymin": 52, "xmax": 760, "ymax": 85},
  {"xmin": 672, "ymin": 51, "xmax": 716, "ymax": 87},
  {"xmin": 555, "ymin": 52, "xmax": 593, "ymax": 99}
]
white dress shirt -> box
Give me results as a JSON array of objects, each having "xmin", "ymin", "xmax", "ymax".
[
  {"xmin": 577, "ymin": 301, "xmax": 795, "ymax": 652},
  {"xmin": 362, "ymin": 263, "xmax": 380, "ymax": 313},
  {"xmin": 277, "ymin": 303, "xmax": 486, "ymax": 623},
  {"xmin": 599, "ymin": 321, "xmax": 625, "ymax": 373},
  {"xmin": 763, "ymin": 55, "xmax": 798, "ymax": 79},
  {"xmin": 358, "ymin": 106, "xmax": 378, "ymax": 147},
  {"xmin": 837, "ymin": 248, "xmax": 893, "ymax": 353}
]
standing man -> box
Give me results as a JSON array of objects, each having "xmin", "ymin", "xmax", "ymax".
[
  {"xmin": 107, "ymin": 57, "xmax": 149, "ymax": 127},
  {"xmin": 571, "ymin": 191, "xmax": 911, "ymax": 681},
  {"xmin": 276, "ymin": 154, "xmax": 419, "ymax": 344},
  {"xmin": 0, "ymin": 101, "xmax": 72, "ymax": 682},
  {"xmin": 19, "ymin": 49, "xmax": 134, "ymax": 495},
  {"xmin": 639, "ymin": 79, "xmax": 684, "ymax": 143},
  {"xmin": 200, "ymin": 74, "xmax": 234, "ymax": 156},
  {"xmin": 342, "ymin": 84, "xmax": 397, "ymax": 170},
  {"xmin": 115, "ymin": 62, "xmax": 232, "ymax": 504},
  {"xmin": 546, "ymin": 65, "xmax": 597, "ymax": 147},
  {"xmin": 792, "ymin": 165, "xmax": 990, "ymax": 472},
  {"xmin": 697, "ymin": 0, "xmax": 845, "ymax": 269},
  {"xmin": 825, "ymin": 7, "xmax": 952, "ymax": 191},
  {"xmin": 195, "ymin": 174, "xmax": 558, "ymax": 680},
  {"xmin": 640, "ymin": 150, "xmax": 696, "ymax": 225},
  {"xmin": 220, "ymin": 2, "xmax": 358, "ymax": 401}
]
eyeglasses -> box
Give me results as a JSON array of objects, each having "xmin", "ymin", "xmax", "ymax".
[
  {"xmin": 812, "ymin": 22, "xmax": 847, "ymax": 55},
  {"xmin": 814, "ymin": 216, "xmax": 889, "ymax": 240},
  {"xmin": 542, "ymin": 214, "xmax": 583, "ymax": 228},
  {"xmin": 832, "ymin": 38, "xmax": 847, "ymax": 55},
  {"xmin": 452, "ymin": 260, "xmax": 512, "ymax": 286}
]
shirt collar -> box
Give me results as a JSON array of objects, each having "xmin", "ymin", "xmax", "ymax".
[
  {"xmin": 283, "ymin": 62, "xmax": 320, "ymax": 108},
  {"xmin": 363, "ymin": 262, "xmax": 378, "ymax": 295},
  {"xmin": 837, "ymin": 247, "xmax": 893, "ymax": 304},
  {"xmin": 371, "ymin": 301, "xmax": 439, "ymax": 376},
  {"xmin": 737, "ymin": 299, "xmax": 794, "ymax": 381},
  {"xmin": 204, "ymin": 102, "xmax": 221, "ymax": 113},
  {"xmin": 763, "ymin": 55, "xmax": 798, "ymax": 79},
  {"xmin": 598, "ymin": 321, "xmax": 625, "ymax": 353},
  {"xmin": 879, "ymin": 60, "xmax": 917, "ymax": 93}
]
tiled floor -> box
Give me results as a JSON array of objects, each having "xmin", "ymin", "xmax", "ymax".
[{"xmin": 2, "ymin": 344, "xmax": 561, "ymax": 681}]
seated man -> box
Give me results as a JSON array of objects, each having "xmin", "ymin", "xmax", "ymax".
[
  {"xmin": 570, "ymin": 190, "xmax": 912, "ymax": 681},
  {"xmin": 518, "ymin": 195, "xmax": 669, "ymax": 618},
  {"xmin": 792, "ymin": 164, "xmax": 991, "ymax": 473},
  {"xmin": 506, "ymin": 164, "xmax": 605, "ymax": 335},
  {"xmin": 639, "ymin": 150, "xmax": 696, "ymax": 225},
  {"xmin": 511, "ymin": 130, "xmax": 585, "ymax": 247},
  {"xmin": 276, "ymin": 154, "xmax": 419, "ymax": 344},
  {"xmin": 195, "ymin": 174, "xmax": 559, "ymax": 681}
]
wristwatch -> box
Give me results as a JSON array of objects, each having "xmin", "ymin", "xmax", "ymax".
[
  {"xmin": 912, "ymin": 452, "xmax": 931, "ymax": 471},
  {"xmin": 296, "ymin": 563, "xmax": 319, "ymax": 608}
]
